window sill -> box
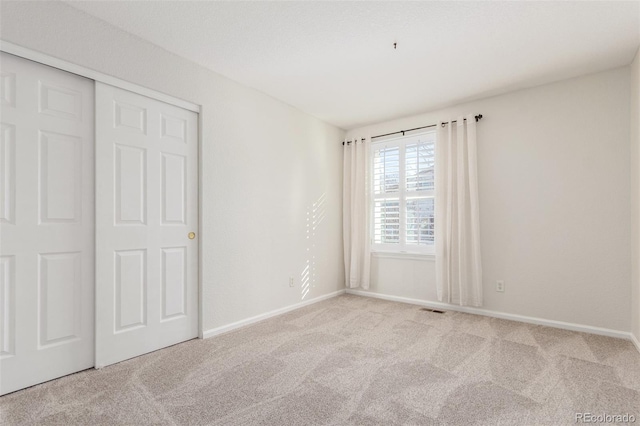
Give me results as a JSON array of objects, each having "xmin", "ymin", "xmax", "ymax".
[{"xmin": 371, "ymin": 251, "xmax": 435, "ymax": 261}]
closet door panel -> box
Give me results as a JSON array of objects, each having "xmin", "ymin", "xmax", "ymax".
[
  {"xmin": 95, "ymin": 83, "xmax": 198, "ymax": 368},
  {"xmin": 0, "ymin": 52, "xmax": 95, "ymax": 395}
]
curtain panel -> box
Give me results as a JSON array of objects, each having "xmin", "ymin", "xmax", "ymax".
[
  {"xmin": 435, "ymin": 115, "xmax": 483, "ymax": 306},
  {"xmin": 343, "ymin": 137, "xmax": 371, "ymax": 289}
]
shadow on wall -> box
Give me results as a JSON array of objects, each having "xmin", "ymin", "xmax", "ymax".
[{"xmin": 301, "ymin": 192, "xmax": 327, "ymax": 300}]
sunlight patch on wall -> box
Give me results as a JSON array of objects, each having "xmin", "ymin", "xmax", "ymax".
[{"xmin": 301, "ymin": 192, "xmax": 326, "ymax": 301}]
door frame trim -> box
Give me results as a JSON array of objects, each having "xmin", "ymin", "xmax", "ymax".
[
  {"xmin": 0, "ymin": 41, "xmax": 205, "ymax": 347},
  {"xmin": 0, "ymin": 41, "xmax": 200, "ymax": 113}
]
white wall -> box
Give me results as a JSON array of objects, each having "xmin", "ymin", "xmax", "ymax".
[
  {"xmin": 0, "ymin": 1, "xmax": 345, "ymax": 332},
  {"xmin": 631, "ymin": 48, "xmax": 640, "ymax": 342},
  {"xmin": 348, "ymin": 68, "xmax": 632, "ymax": 332}
]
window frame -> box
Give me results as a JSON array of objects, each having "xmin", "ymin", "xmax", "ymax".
[{"xmin": 370, "ymin": 129, "xmax": 436, "ymax": 255}]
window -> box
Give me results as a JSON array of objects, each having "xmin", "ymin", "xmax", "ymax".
[{"xmin": 371, "ymin": 130, "xmax": 435, "ymax": 254}]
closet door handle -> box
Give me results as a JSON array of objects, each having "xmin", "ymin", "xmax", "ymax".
[{"xmin": 188, "ymin": 232, "xmax": 196, "ymax": 240}]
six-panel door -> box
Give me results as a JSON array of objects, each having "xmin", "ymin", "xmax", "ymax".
[
  {"xmin": 95, "ymin": 83, "xmax": 198, "ymax": 368},
  {"xmin": 0, "ymin": 52, "xmax": 95, "ymax": 395}
]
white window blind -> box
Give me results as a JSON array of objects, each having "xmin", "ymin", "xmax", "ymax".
[{"xmin": 371, "ymin": 130, "xmax": 435, "ymax": 254}]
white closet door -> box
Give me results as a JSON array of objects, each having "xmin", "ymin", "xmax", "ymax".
[
  {"xmin": 0, "ymin": 52, "xmax": 95, "ymax": 395},
  {"xmin": 95, "ymin": 83, "xmax": 198, "ymax": 368}
]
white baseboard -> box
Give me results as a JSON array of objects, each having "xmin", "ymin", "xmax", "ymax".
[
  {"xmin": 202, "ymin": 289, "xmax": 346, "ymax": 339},
  {"xmin": 631, "ymin": 333, "xmax": 640, "ymax": 354},
  {"xmin": 346, "ymin": 289, "xmax": 632, "ymax": 341},
  {"xmin": 200, "ymin": 287, "xmax": 639, "ymax": 353}
]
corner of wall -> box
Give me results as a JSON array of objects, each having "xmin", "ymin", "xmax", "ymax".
[{"xmin": 630, "ymin": 46, "xmax": 640, "ymax": 351}]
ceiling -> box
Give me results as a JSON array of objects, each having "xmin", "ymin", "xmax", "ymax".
[{"xmin": 66, "ymin": 1, "xmax": 640, "ymax": 130}]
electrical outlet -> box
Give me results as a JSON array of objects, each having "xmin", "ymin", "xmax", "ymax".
[
  {"xmin": 289, "ymin": 277, "xmax": 295, "ymax": 287},
  {"xmin": 496, "ymin": 280, "xmax": 505, "ymax": 292}
]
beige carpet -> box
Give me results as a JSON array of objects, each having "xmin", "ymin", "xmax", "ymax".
[{"xmin": 1, "ymin": 294, "xmax": 639, "ymax": 425}]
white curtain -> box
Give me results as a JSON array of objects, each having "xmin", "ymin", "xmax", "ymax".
[
  {"xmin": 343, "ymin": 137, "xmax": 371, "ymax": 289},
  {"xmin": 435, "ymin": 115, "xmax": 483, "ymax": 306}
]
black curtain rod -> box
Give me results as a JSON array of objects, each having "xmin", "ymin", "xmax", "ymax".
[{"xmin": 342, "ymin": 114, "xmax": 483, "ymax": 145}]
